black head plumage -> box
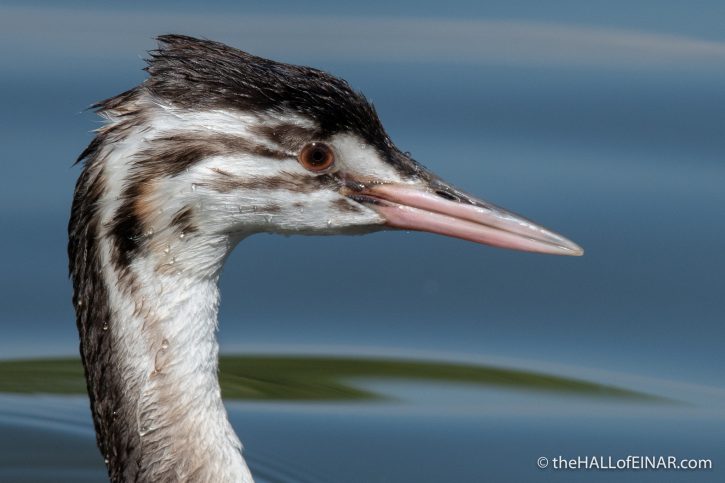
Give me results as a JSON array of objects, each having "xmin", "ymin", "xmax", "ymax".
[{"xmin": 144, "ymin": 34, "xmax": 393, "ymax": 152}]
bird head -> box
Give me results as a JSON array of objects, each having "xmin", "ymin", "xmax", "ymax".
[{"xmin": 85, "ymin": 35, "xmax": 581, "ymax": 275}]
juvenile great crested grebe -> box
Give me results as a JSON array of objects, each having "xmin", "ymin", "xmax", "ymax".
[{"xmin": 69, "ymin": 35, "xmax": 582, "ymax": 482}]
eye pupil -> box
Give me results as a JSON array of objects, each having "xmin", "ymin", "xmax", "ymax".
[{"xmin": 299, "ymin": 142, "xmax": 335, "ymax": 172}]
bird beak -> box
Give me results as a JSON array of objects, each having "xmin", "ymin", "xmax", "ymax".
[{"xmin": 347, "ymin": 178, "xmax": 583, "ymax": 256}]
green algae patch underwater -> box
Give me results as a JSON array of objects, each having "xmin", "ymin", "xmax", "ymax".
[{"xmin": 0, "ymin": 355, "xmax": 664, "ymax": 402}]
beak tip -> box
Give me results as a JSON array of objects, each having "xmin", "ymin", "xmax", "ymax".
[{"xmin": 561, "ymin": 242, "xmax": 584, "ymax": 257}]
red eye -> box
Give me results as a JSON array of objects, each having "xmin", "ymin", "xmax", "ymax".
[{"xmin": 298, "ymin": 142, "xmax": 335, "ymax": 172}]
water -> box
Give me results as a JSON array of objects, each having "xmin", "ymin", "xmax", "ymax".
[
  {"xmin": 1, "ymin": 370, "xmax": 724, "ymax": 482},
  {"xmin": 2, "ymin": 2, "xmax": 725, "ymax": 481}
]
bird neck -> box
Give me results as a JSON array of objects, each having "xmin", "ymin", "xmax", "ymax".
[{"xmin": 73, "ymin": 223, "xmax": 253, "ymax": 481}]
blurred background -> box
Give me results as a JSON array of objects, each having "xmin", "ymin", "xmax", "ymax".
[{"xmin": 1, "ymin": 1, "xmax": 724, "ymax": 482}]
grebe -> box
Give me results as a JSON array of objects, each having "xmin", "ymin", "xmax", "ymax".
[{"xmin": 69, "ymin": 34, "xmax": 582, "ymax": 482}]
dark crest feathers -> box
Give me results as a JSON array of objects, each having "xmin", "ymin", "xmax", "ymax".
[
  {"xmin": 85, "ymin": 34, "xmax": 424, "ymax": 176},
  {"xmin": 143, "ymin": 34, "xmax": 393, "ymax": 151}
]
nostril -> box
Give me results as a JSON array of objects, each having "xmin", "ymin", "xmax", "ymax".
[{"xmin": 435, "ymin": 190, "xmax": 458, "ymax": 202}]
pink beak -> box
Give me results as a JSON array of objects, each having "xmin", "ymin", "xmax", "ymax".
[{"xmin": 358, "ymin": 182, "xmax": 583, "ymax": 256}]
